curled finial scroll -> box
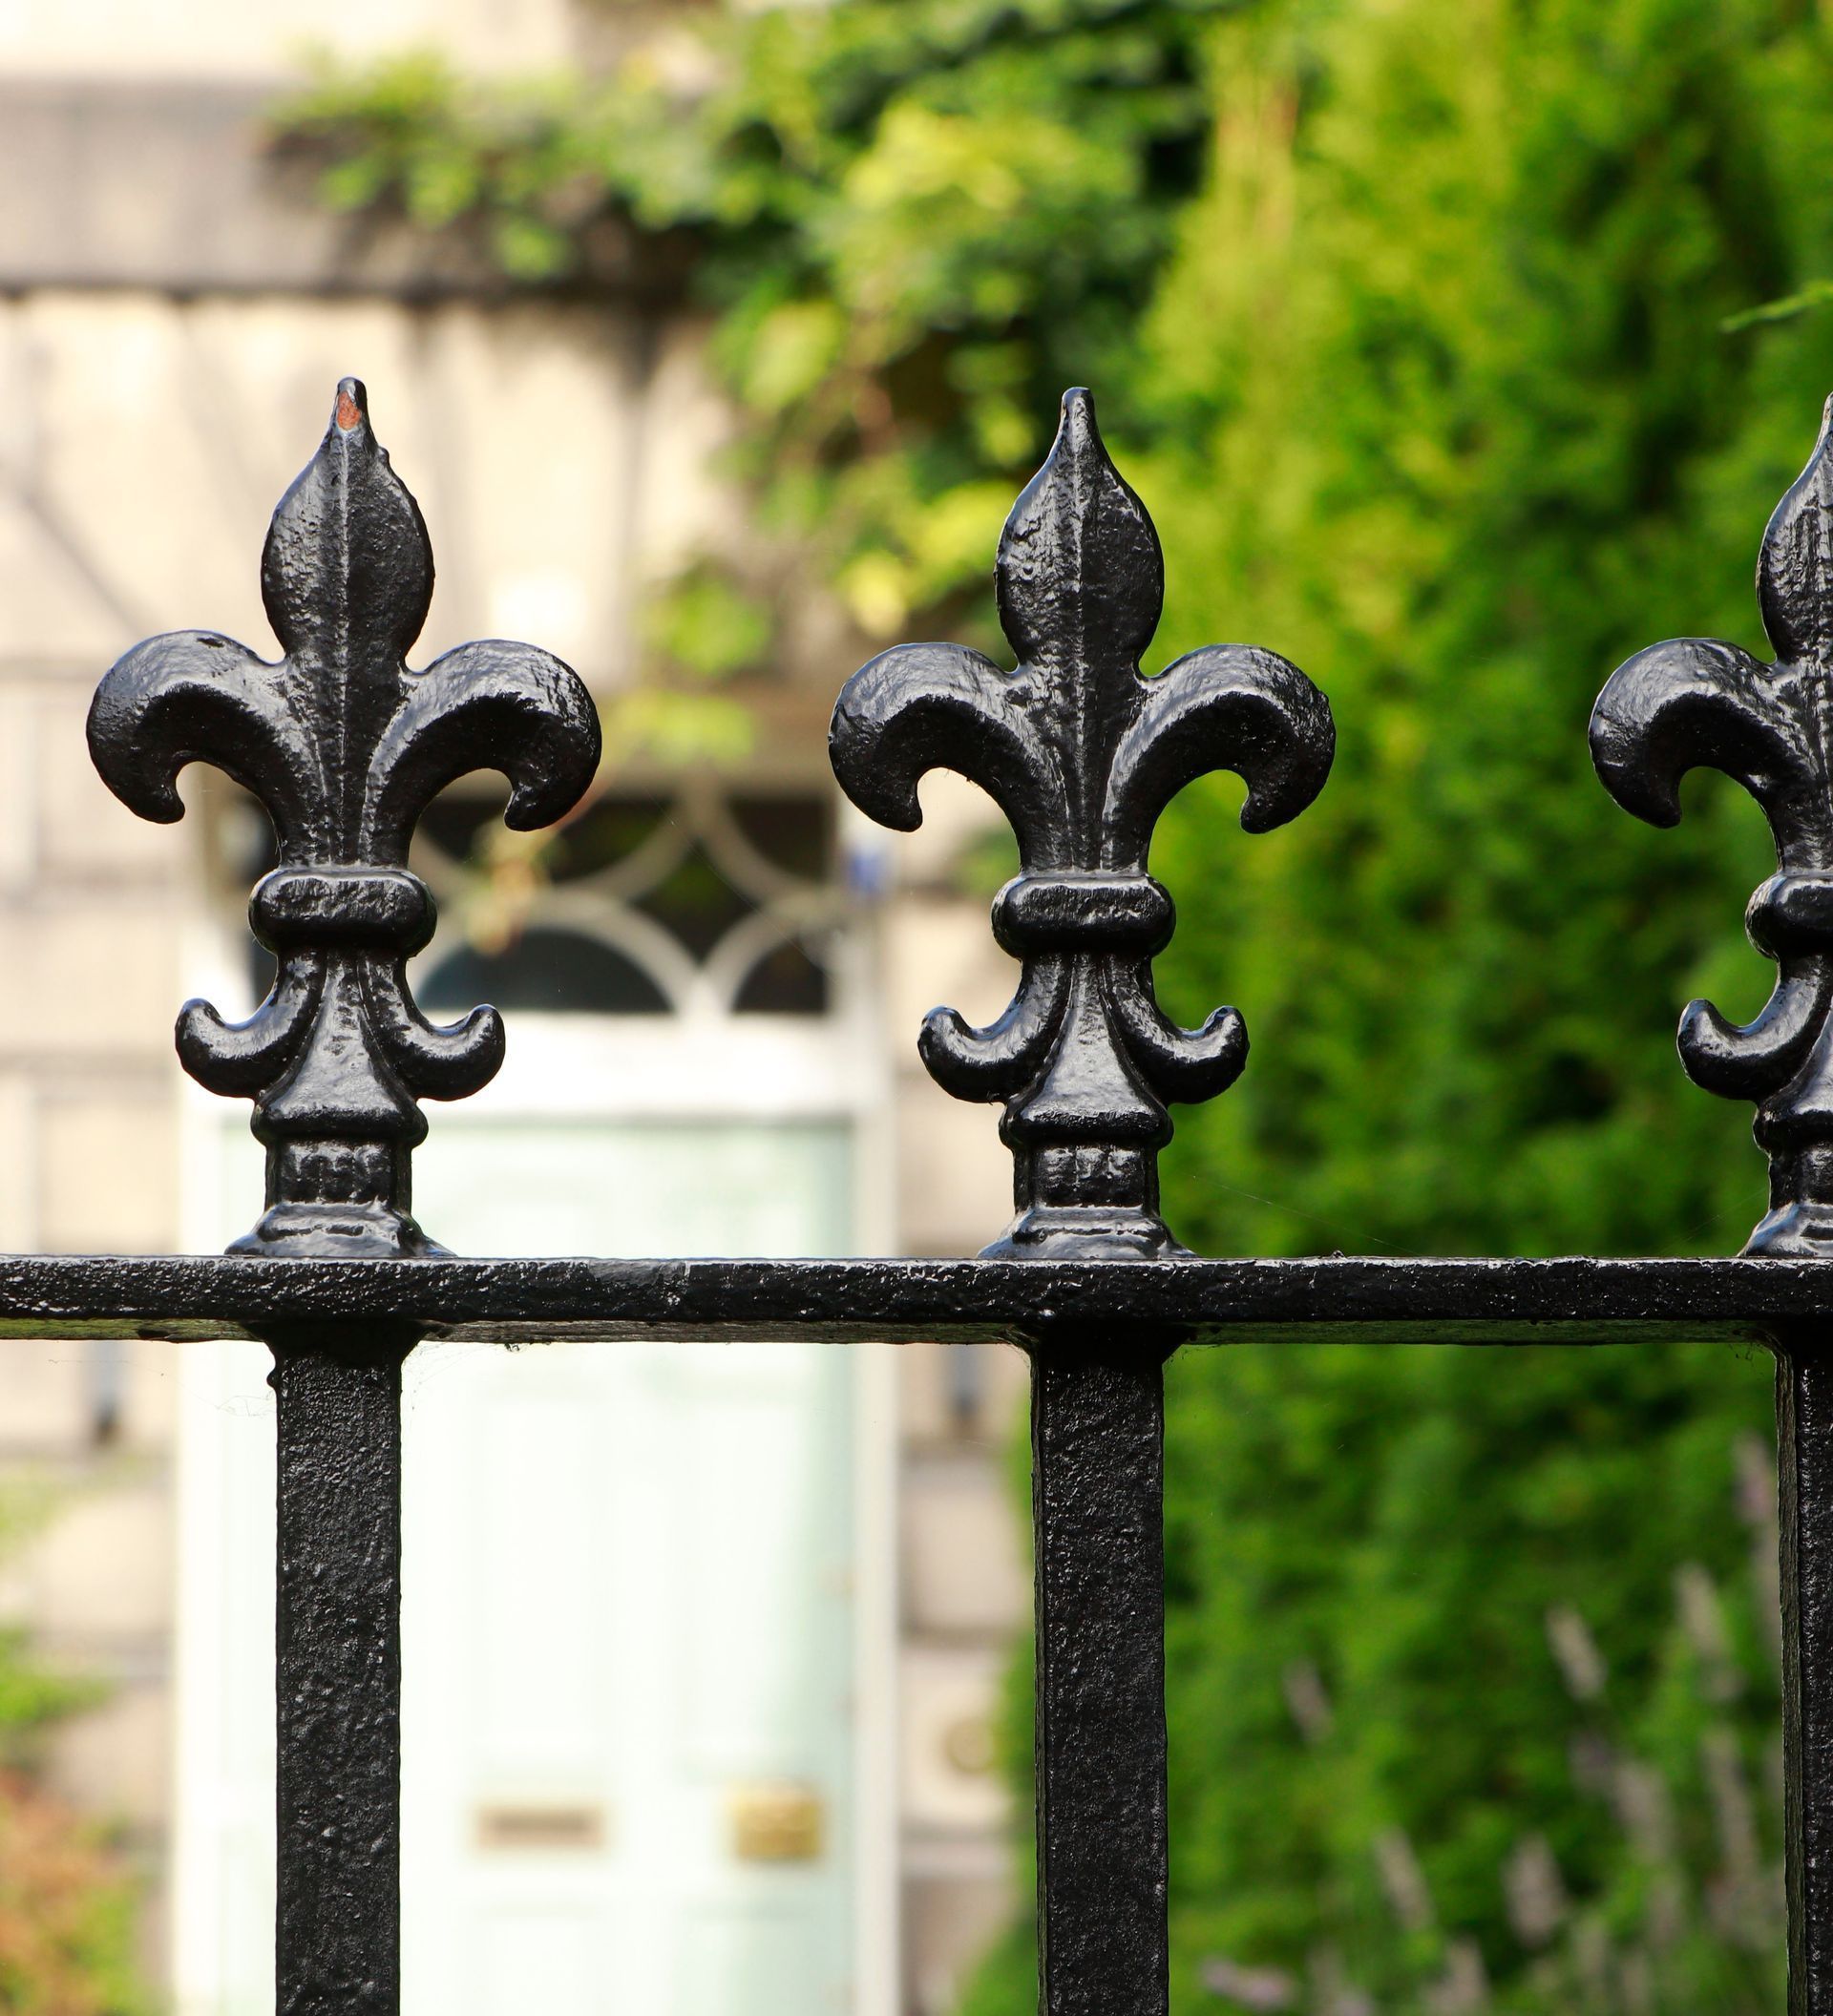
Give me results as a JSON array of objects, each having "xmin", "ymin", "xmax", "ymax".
[
  {"xmin": 88, "ymin": 380, "xmax": 601, "ymax": 1257},
  {"xmin": 1592, "ymin": 396, "xmax": 1833, "ymax": 1257},
  {"xmin": 831, "ymin": 388, "xmax": 1335, "ymax": 1259}
]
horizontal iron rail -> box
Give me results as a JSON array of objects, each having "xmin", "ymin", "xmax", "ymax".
[{"xmin": 0, "ymin": 1254, "xmax": 1822, "ymax": 1343}]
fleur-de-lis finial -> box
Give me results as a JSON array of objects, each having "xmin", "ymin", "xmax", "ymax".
[
  {"xmin": 87, "ymin": 379, "xmax": 601, "ymax": 1257},
  {"xmin": 1591, "ymin": 395, "xmax": 1833, "ymax": 1257},
  {"xmin": 831, "ymin": 388, "xmax": 1335, "ymax": 1258}
]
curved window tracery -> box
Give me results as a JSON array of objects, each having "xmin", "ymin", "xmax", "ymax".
[{"xmin": 221, "ymin": 775, "xmax": 851, "ymax": 1020}]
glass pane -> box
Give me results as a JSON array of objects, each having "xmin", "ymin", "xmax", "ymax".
[
  {"xmin": 417, "ymin": 787, "xmax": 511, "ymax": 865},
  {"xmin": 415, "ymin": 930, "xmax": 670, "ymax": 1016},
  {"xmin": 735, "ymin": 937, "xmax": 831, "ymax": 1016},
  {"xmin": 730, "ymin": 796, "xmax": 832, "ymax": 882},
  {"xmin": 632, "ymin": 844, "xmax": 755, "ymax": 961},
  {"xmin": 548, "ymin": 797, "xmax": 673, "ymax": 882}
]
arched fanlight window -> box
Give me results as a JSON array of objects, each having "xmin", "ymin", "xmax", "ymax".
[{"xmin": 220, "ymin": 774, "xmax": 852, "ymax": 1020}]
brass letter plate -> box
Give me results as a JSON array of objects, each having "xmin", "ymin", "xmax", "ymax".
[{"xmin": 728, "ymin": 1780, "xmax": 824, "ymax": 1862}]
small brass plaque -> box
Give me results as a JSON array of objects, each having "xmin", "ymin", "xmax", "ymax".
[
  {"xmin": 475, "ymin": 1802, "xmax": 605, "ymax": 1853},
  {"xmin": 729, "ymin": 1780, "xmax": 824, "ymax": 1862}
]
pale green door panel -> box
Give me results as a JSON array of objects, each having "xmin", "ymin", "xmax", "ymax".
[
  {"xmin": 404, "ymin": 1118, "xmax": 857, "ymax": 2016},
  {"xmin": 179, "ymin": 1113, "xmax": 859, "ymax": 2016},
  {"xmin": 410, "ymin": 1120, "xmax": 854, "ymax": 1259}
]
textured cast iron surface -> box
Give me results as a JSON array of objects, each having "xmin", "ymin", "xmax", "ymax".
[
  {"xmin": 1594, "ymin": 398, "xmax": 1833, "ymax": 1257},
  {"xmin": 0, "ymin": 1254, "xmax": 1822, "ymax": 1342},
  {"xmin": 272, "ymin": 1337, "xmax": 411, "ymax": 2016},
  {"xmin": 1032, "ymin": 1349, "xmax": 1167, "ymax": 2016},
  {"xmin": 87, "ymin": 379, "xmax": 600, "ymax": 1258},
  {"xmin": 84, "ymin": 378, "xmax": 600, "ymax": 2016},
  {"xmin": 831, "ymin": 388, "xmax": 1333, "ymax": 1261},
  {"xmin": 1777, "ymin": 1339, "xmax": 1833, "ymax": 2016}
]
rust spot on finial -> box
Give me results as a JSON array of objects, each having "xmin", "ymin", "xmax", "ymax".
[{"xmin": 335, "ymin": 388, "xmax": 362, "ymax": 431}]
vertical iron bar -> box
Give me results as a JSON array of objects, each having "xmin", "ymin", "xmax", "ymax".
[
  {"xmin": 1031, "ymin": 1336, "xmax": 1169, "ymax": 2016},
  {"xmin": 1780, "ymin": 1338, "xmax": 1833, "ymax": 2016},
  {"xmin": 270, "ymin": 1328, "xmax": 415, "ymax": 2016}
]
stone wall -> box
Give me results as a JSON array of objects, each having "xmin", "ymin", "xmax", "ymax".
[{"xmin": 0, "ymin": 41, "xmax": 1030, "ymax": 2014}]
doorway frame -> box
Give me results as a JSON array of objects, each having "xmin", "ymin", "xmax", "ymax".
[{"xmin": 169, "ymin": 870, "xmax": 900, "ymax": 2016}]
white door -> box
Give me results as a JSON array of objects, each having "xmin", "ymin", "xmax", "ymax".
[
  {"xmin": 173, "ymin": 1106, "xmax": 884, "ymax": 2016},
  {"xmin": 401, "ymin": 1119, "xmax": 858, "ymax": 2016},
  {"xmin": 174, "ymin": 777, "xmax": 896, "ymax": 2016}
]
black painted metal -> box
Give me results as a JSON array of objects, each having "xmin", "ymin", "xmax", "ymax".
[
  {"xmin": 0, "ymin": 1253, "xmax": 1827, "ymax": 1343},
  {"xmin": 53, "ymin": 378, "xmax": 1833, "ymax": 2013},
  {"xmin": 1032, "ymin": 1343, "xmax": 1168, "ymax": 2016},
  {"xmin": 87, "ymin": 378, "xmax": 600, "ymax": 1259},
  {"xmin": 1591, "ymin": 388, "xmax": 1833, "ymax": 2010},
  {"xmin": 84, "ymin": 383, "xmax": 602, "ymax": 2016},
  {"xmin": 1777, "ymin": 1339, "xmax": 1833, "ymax": 2016},
  {"xmin": 832, "ymin": 388, "xmax": 1333, "ymax": 1260},
  {"xmin": 272, "ymin": 1331, "xmax": 414, "ymax": 2016},
  {"xmin": 1594, "ymin": 398, "xmax": 1833, "ymax": 1257}
]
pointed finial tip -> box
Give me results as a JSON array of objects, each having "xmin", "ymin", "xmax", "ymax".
[
  {"xmin": 1052, "ymin": 388, "xmax": 1104, "ymax": 466},
  {"xmin": 333, "ymin": 377, "xmax": 368, "ymax": 432}
]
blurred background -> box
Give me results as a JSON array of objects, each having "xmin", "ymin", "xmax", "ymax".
[{"xmin": 0, "ymin": 0, "xmax": 1823, "ymax": 2010}]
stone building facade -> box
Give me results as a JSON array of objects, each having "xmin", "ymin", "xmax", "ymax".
[{"xmin": 0, "ymin": 3, "xmax": 1032, "ymax": 2011}]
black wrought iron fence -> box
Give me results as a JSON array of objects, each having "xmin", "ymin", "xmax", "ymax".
[{"xmin": 26, "ymin": 371, "xmax": 1833, "ymax": 2013}]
